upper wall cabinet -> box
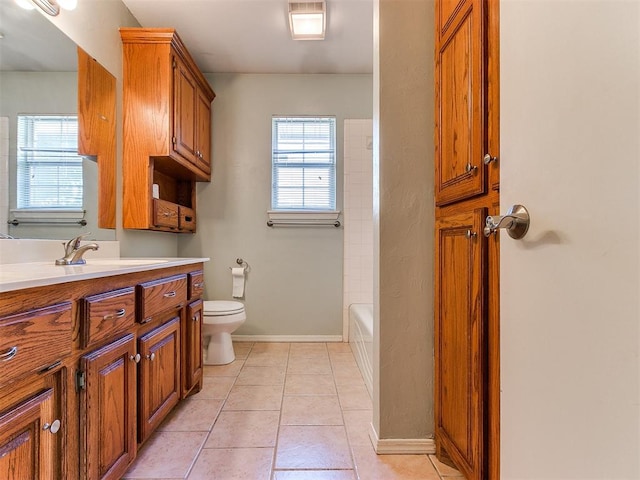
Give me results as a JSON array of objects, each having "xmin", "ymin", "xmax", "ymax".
[
  {"xmin": 434, "ymin": 0, "xmax": 485, "ymax": 206},
  {"xmin": 120, "ymin": 28, "xmax": 215, "ymax": 232}
]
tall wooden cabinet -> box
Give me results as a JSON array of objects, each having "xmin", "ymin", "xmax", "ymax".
[
  {"xmin": 120, "ymin": 28, "xmax": 215, "ymax": 233},
  {"xmin": 434, "ymin": 1, "xmax": 500, "ymax": 479}
]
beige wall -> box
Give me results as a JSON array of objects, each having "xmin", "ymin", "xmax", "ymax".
[
  {"xmin": 372, "ymin": 0, "xmax": 435, "ymax": 442},
  {"xmin": 179, "ymin": 73, "xmax": 373, "ymax": 337}
]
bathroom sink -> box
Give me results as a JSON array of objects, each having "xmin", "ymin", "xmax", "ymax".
[{"xmin": 86, "ymin": 259, "xmax": 170, "ymax": 266}]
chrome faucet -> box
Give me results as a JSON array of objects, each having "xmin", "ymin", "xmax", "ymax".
[{"xmin": 55, "ymin": 233, "xmax": 99, "ymax": 265}]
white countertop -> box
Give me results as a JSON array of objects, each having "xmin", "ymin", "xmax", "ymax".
[{"xmin": 0, "ymin": 258, "xmax": 209, "ymax": 293}]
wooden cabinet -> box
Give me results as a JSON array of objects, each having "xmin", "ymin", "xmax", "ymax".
[
  {"xmin": 137, "ymin": 274, "xmax": 188, "ymax": 323},
  {"xmin": 0, "ymin": 370, "xmax": 64, "ymax": 480},
  {"xmin": 182, "ymin": 299, "xmax": 203, "ymax": 396},
  {"xmin": 434, "ymin": 0, "xmax": 500, "ymax": 478},
  {"xmin": 80, "ymin": 335, "xmax": 137, "ymax": 480},
  {"xmin": 173, "ymin": 54, "xmax": 211, "ymax": 175},
  {"xmin": 0, "ymin": 262, "xmax": 206, "ymax": 480},
  {"xmin": 120, "ymin": 28, "xmax": 215, "ymax": 233},
  {"xmin": 435, "ymin": 0, "xmax": 485, "ymax": 206},
  {"xmin": 80, "ymin": 287, "xmax": 135, "ymax": 349},
  {"xmin": 434, "ymin": 209, "xmax": 486, "ymax": 478},
  {"xmin": 0, "ymin": 303, "xmax": 72, "ymax": 383},
  {"xmin": 137, "ymin": 318, "xmax": 181, "ymax": 443}
]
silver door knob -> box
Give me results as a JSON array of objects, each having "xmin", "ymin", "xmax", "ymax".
[{"xmin": 484, "ymin": 204, "xmax": 530, "ymax": 239}]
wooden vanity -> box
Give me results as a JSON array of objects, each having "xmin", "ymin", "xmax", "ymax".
[{"xmin": 0, "ymin": 259, "xmax": 206, "ymax": 480}]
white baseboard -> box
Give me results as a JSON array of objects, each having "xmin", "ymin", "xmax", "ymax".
[
  {"xmin": 231, "ymin": 335, "xmax": 344, "ymax": 343},
  {"xmin": 368, "ymin": 423, "xmax": 436, "ymax": 455}
]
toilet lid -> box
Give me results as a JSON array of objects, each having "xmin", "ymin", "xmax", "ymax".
[{"xmin": 204, "ymin": 300, "xmax": 245, "ymax": 315}]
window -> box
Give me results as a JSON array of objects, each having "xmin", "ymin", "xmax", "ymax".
[
  {"xmin": 271, "ymin": 116, "xmax": 336, "ymax": 211},
  {"xmin": 16, "ymin": 115, "xmax": 83, "ymax": 209}
]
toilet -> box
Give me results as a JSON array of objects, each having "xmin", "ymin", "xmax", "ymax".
[{"xmin": 202, "ymin": 300, "xmax": 246, "ymax": 365}]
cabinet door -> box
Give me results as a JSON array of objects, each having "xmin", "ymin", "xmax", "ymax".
[
  {"xmin": 138, "ymin": 317, "xmax": 181, "ymax": 443},
  {"xmin": 434, "ymin": 209, "xmax": 486, "ymax": 480},
  {"xmin": 0, "ymin": 389, "xmax": 59, "ymax": 480},
  {"xmin": 182, "ymin": 300, "xmax": 203, "ymax": 396},
  {"xmin": 195, "ymin": 89, "xmax": 211, "ymax": 175},
  {"xmin": 81, "ymin": 334, "xmax": 137, "ymax": 480},
  {"xmin": 435, "ymin": 0, "xmax": 485, "ymax": 205},
  {"xmin": 172, "ymin": 55, "xmax": 198, "ymax": 165}
]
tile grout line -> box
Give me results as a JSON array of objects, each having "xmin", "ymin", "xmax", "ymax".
[
  {"xmin": 328, "ymin": 343, "xmax": 360, "ymax": 480},
  {"xmin": 269, "ymin": 342, "xmax": 290, "ymax": 480},
  {"xmin": 183, "ymin": 344, "xmax": 249, "ymax": 479}
]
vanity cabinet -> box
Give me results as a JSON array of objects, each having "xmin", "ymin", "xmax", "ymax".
[
  {"xmin": 137, "ymin": 317, "xmax": 181, "ymax": 443},
  {"xmin": 0, "ymin": 261, "xmax": 206, "ymax": 480},
  {"xmin": 0, "ymin": 303, "xmax": 70, "ymax": 480},
  {"xmin": 183, "ymin": 299, "xmax": 203, "ymax": 396},
  {"xmin": 0, "ymin": 370, "xmax": 65, "ymax": 480},
  {"xmin": 80, "ymin": 335, "xmax": 137, "ymax": 480},
  {"xmin": 182, "ymin": 270, "xmax": 205, "ymax": 397},
  {"xmin": 120, "ymin": 28, "xmax": 215, "ymax": 233}
]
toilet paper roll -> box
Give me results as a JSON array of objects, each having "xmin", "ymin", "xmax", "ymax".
[{"xmin": 231, "ymin": 267, "xmax": 245, "ymax": 298}]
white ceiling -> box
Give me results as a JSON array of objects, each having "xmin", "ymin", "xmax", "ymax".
[{"xmin": 121, "ymin": 0, "xmax": 374, "ymax": 74}]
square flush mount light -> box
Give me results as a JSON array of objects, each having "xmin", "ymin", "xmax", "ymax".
[{"xmin": 288, "ymin": 0, "xmax": 326, "ymax": 40}]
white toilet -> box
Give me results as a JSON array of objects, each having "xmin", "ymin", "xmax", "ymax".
[{"xmin": 202, "ymin": 300, "xmax": 246, "ymax": 365}]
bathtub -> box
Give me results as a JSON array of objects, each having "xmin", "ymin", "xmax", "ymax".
[{"xmin": 349, "ymin": 303, "xmax": 373, "ymax": 398}]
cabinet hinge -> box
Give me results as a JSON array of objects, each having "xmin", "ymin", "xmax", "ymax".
[
  {"xmin": 172, "ymin": 60, "xmax": 177, "ymax": 69},
  {"xmin": 76, "ymin": 370, "xmax": 86, "ymax": 392},
  {"xmin": 172, "ymin": 136, "xmax": 177, "ymax": 145}
]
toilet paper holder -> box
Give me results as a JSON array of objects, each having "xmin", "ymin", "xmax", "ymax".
[{"xmin": 229, "ymin": 258, "xmax": 249, "ymax": 272}]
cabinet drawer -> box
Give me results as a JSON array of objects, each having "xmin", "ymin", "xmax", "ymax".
[
  {"xmin": 179, "ymin": 206, "xmax": 196, "ymax": 231},
  {"xmin": 81, "ymin": 287, "xmax": 136, "ymax": 349},
  {"xmin": 153, "ymin": 199, "xmax": 179, "ymax": 229},
  {"xmin": 0, "ymin": 303, "xmax": 72, "ymax": 386},
  {"xmin": 188, "ymin": 270, "xmax": 205, "ymax": 299},
  {"xmin": 137, "ymin": 274, "xmax": 187, "ymax": 323}
]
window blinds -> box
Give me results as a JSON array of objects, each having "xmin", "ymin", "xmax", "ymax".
[
  {"xmin": 16, "ymin": 115, "xmax": 82, "ymax": 209},
  {"xmin": 272, "ymin": 116, "xmax": 336, "ymax": 211}
]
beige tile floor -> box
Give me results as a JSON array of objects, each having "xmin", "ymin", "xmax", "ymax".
[{"xmin": 122, "ymin": 342, "xmax": 463, "ymax": 480}]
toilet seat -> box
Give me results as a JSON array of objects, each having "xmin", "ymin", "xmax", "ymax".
[{"xmin": 203, "ymin": 300, "xmax": 245, "ymax": 316}]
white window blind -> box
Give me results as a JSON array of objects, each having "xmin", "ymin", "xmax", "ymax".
[
  {"xmin": 16, "ymin": 115, "xmax": 83, "ymax": 209},
  {"xmin": 272, "ymin": 116, "xmax": 336, "ymax": 210}
]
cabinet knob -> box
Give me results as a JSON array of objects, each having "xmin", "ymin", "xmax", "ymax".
[
  {"xmin": 465, "ymin": 163, "xmax": 478, "ymax": 174},
  {"xmin": 146, "ymin": 352, "xmax": 156, "ymax": 361},
  {"xmin": 130, "ymin": 353, "xmax": 141, "ymax": 363},
  {"xmin": 43, "ymin": 419, "xmax": 61, "ymax": 434},
  {"xmin": 483, "ymin": 153, "xmax": 498, "ymax": 165}
]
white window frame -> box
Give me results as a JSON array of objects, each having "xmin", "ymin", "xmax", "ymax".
[
  {"xmin": 15, "ymin": 114, "xmax": 83, "ymax": 212},
  {"xmin": 270, "ymin": 116, "xmax": 337, "ymax": 213}
]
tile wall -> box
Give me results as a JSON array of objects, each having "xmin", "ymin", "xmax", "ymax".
[{"xmin": 343, "ymin": 119, "xmax": 374, "ymax": 336}]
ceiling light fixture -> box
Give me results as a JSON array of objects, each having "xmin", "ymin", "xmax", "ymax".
[
  {"xmin": 288, "ymin": 0, "xmax": 326, "ymax": 41},
  {"xmin": 15, "ymin": 0, "xmax": 78, "ymax": 16}
]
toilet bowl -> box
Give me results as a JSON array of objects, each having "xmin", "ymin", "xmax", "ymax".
[{"xmin": 202, "ymin": 300, "xmax": 246, "ymax": 365}]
